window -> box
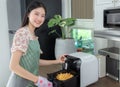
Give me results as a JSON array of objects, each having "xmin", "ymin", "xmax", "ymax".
[
  {"xmin": 71, "ymin": 28, "xmax": 94, "ymax": 54},
  {"xmin": 71, "ymin": 0, "xmax": 93, "ymax": 19},
  {"xmin": 72, "ymin": 29, "xmax": 92, "ymax": 40}
]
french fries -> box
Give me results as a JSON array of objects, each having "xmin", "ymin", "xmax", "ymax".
[{"xmin": 56, "ymin": 72, "xmax": 74, "ymax": 81}]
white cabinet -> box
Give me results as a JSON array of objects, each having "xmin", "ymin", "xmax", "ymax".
[
  {"xmin": 96, "ymin": 0, "xmax": 120, "ymax": 6},
  {"xmin": 94, "ymin": 0, "xmax": 120, "ymax": 30},
  {"xmin": 96, "ymin": 0, "xmax": 113, "ymax": 5},
  {"xmin": 94, "ymin": 0, "xmax": 113, "ymax": 54},
  {"xmin": 115, "ymin": 0, "xmax": 120, "ymax": 7},
  {"xmin": 94, "ymin": 4, "xmax": 112, "ymax": 30},
  {"xmin": 96, "ymin": 55, "xmax": 106, "ymax": 78}
]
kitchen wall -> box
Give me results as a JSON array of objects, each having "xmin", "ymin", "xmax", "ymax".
[
  {"xmin": 0, "ymin": 0, "xmax": 11, "ymax": 87},
  {"xmin": 75, "ymin": 19, "xmax": 94, "ymax": 29},
  {"xmin": 62, "ymin": 0, "xmax": 71, "ymax": 18},
  {"xmin": 7, "ymin": 0, "xmax": 21, "ymax": 47},
  {"xmin": 7, "ymin": 0, "xmax": 21, "ymax": 31}
]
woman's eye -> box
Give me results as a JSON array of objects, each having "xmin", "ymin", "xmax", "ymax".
[
  {"xmin": 42, "ymin": 15, "xmax": 45, "ymax": 18},
  {"xmin": 35, "ymin": 13, "xmax": 39, "ymax": 16}
]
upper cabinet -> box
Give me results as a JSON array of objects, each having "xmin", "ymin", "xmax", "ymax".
[
  {"xmin": 96, "ymin": 0, "xmax": 113, "ymax": 5},
  {"xmin": 96, "ymin": 0, "xmax": 120, "ymax": 7},
  {"xmin": 71, "ymin": 0, "xmax": 93, "ymax": 19},
  {"xmin": 114, "ymin": 0, "xmax": 120, "ymax": 7},
  {"xmin": 94, "ymin": 0, "xmax": 120, "ymax": 30}
]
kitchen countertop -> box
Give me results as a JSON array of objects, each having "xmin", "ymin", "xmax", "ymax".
[{"xmin": 94, "ymin": 29, "xmax": 120, "ymax": 41}]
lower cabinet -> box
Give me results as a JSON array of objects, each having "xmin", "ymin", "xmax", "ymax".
[{"xmin": 106, "ymin": 55, "xmax": 119, "ymax": 80}]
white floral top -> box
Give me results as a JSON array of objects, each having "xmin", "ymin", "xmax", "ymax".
[{"xmin": 11, "ymin": 26, "xmax": 42, "ymax": 54}]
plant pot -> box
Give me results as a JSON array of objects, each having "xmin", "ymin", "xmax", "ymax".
[{"xmin": 55, "ymin": 38, "xmax": 77, "ymax": 59}]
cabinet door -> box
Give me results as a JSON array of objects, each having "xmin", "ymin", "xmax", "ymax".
[
  {"xmin": 96, "ymin": 0, "xmax": 113, "ymax": 5},
  {"xmin": 94, "ymin": 4, "xmax": 113, "ymax": 30},
  {"xmin": 106, "ymin": 56, "xmax": 119, "ymax": 79},
  {"xmin": 115, "ymin": 0, "xmax": 120, "ymax": 7}
]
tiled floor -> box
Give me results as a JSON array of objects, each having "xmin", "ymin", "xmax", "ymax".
[{"xmin": 87, "ymin": 76, "xmax": 120, "ymax": 87}]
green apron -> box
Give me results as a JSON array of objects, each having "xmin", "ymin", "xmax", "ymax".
[{"xmin": 7, "ymin": 40, "xmax": 40, "ymax": 87}]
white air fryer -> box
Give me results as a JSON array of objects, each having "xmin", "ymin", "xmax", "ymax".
[{"xmin": 69, "ymin": 52, "xmax": 98, "ymax": 87}]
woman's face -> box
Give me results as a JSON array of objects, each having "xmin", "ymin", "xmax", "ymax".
[{"xmin": 28, "ymin": 7, "xmax": 45, "ymax": 28}]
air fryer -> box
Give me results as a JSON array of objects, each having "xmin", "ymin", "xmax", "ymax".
[
  {"xmin": 62, "ymin": 55, "xmax": 81, "ymax": 73},
  {"xmin": 47, "ymin": 55, "xmax": 81, "ymax": 87}
]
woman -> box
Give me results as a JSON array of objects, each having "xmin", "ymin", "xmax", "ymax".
[{"xmin": 6, "ymin": 0, "xmax": 65, "ymax": 87}]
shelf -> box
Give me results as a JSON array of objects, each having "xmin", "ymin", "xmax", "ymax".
[
  {"xmin": 98, "ymin": 47, "xmax": 120, "ymax": 60},
  {"xmin": 94, "ymin": 29, "xmax": 120, "ymax": 41}
]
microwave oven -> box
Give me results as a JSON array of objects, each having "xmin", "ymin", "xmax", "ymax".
[{"xmin": 104, "ymin": 8, "xmax": 120, "ymax": 28}]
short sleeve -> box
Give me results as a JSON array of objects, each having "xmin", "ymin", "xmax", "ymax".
[{"xmin": 11, "ymin": 29, "xmax": 29, "ymax": 53}]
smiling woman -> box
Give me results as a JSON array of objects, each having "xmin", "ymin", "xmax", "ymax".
[
  {"xmin": 7, "ymin": 0, "xmax": 62, "ymax": 60},
  {"xmin": 6, "ymin": 0, "xmax": 66, "ymax": 87},
  {"xmin": 21, "ymin": 0, "xmax": 62, "ymax": 60}
]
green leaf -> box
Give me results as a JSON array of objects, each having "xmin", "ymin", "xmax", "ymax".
[
  {"xmin": 59, "ymin": 21, "xmax": 66, "ymax": 27},
  {"xmin": 48, "ymin": 30, "xmax": 56, "ymax": 35},
  {"xmin": 48, "ymin": 19, "xmax": 58, "ymax": 27}
]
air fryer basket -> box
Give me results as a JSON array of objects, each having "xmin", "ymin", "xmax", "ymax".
[{"xmin": 47, "ymin": 69, "xmax": 80, "ymax": 87}]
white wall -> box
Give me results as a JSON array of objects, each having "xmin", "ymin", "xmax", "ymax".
[
  {"xmin": 0, "ymin": 0, "xmax": 11, "ymax": 87},
  {"xmin": 62, "ymin": 0, "xmax": 71, "ymax": 18},
  {"xmin": 7, "ymin": 0, "xmax": 21, "ymax": 30},
  {"xmin": 75, "ymin": 19, "xmax": 94, "ymax": 28}
]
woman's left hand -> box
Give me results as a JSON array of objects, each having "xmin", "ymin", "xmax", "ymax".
[{"xmin": 35, "ymin": 76, "xmax": 53, "ymax": 87}]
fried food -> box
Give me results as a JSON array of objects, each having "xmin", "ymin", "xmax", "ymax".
[{"xmin": 56, "ymin": 72, "xmax": 74, "ymax": 81}]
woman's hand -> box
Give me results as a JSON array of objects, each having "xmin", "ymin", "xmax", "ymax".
[
  {"xmin": 56, "ymin": 55, "xmax": 66, "ymax": 64},
  {"xmin": 35, "ymin": 76, "xmax": 53, "ymax": 87},
  {"xmin": 39, "ymin": 55, "xmax": 67, "ymax": 66}
]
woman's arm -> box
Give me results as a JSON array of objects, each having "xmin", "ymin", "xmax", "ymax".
[
  {"xmin": 9, "ymin": 50, "xmax": 38, "ymax": 83},
  {"xmin": 39, "ymin": 56, "xmax": 65, "ymax": 66},
  {"xmin": 39, "ymin": 59, "xmax": 59, "ymax": 66}
]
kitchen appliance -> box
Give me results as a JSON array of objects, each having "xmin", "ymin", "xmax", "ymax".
[
  {"xmin": 98, "ymin": 47, "xmax": 120, "ymax": 80},
  {"xmin": 47, "ymin": 55, "xmax": 81, "ymax": 87},
  {"xmin": 70, "ymin": 52, "xmax": 98, "ymax": 87},
  {"xmin": 94, "ymin": 8, "xmax": 120, "ymax": 44},
  {"xmin": 47, "ymin": 52, "xmax": 98, "ymax": 87},
  {"xmin": 104, "ymin": 8, "xmax": 120, "ymax": 28}
]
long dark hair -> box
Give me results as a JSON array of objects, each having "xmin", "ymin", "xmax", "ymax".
[{"xmin": 21, "ymin": 0, "xmax": 47, "ymax": 27}]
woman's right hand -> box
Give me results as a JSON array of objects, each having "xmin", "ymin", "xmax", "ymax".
[
  {"xmin": 35, "ymin": 76, "xmax": 53, "ymax": 87},
  {"xmin": 57, "ymin": 55, "xmax": 66, "ymax": 64}
]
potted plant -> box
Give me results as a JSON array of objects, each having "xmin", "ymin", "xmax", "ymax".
[
  {"xmin": 48, "ymin": 15, "xmax": 77, "ymax": 58},
  {"xmin": 48, "ymin": 15, "xmax": 76, "ymax": 39}
]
